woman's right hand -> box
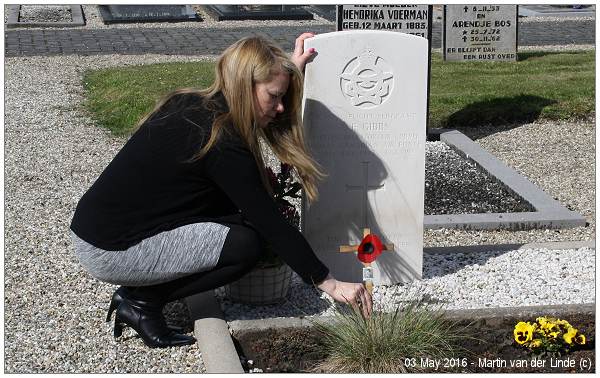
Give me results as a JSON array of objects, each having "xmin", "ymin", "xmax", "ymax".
[
  {"xmin": 317, "ymin": 274, "xmax": 373, "ymax": 318},
  {"xmin": 291, "ymin": 32, "xmax": 317, "ymax": 73}
]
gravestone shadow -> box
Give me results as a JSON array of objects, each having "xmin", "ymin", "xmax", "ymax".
[
  {"xmin": 305, "ymin": 100, "xmax": 421, "ymax": 284},
  {"xmin": 445, "ymin": 94, "xmax": 556, "ymax": 140},
  {"xmin": 517, "ymin": 50, "xmax": 585, "ymax": 61}
]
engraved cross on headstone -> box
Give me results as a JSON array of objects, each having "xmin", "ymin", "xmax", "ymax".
[
  {"xmin": 342, "ymin": 161, "xmax": 392, "ymax": 294},
  {"xmin": 345, "ymin": 161, "xmax": 384, "ymax": 228}
]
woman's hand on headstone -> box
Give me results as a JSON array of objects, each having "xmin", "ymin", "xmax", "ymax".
[{"xmin": 291, "ymin": 32, "xmax": 316, "ymax": 73}]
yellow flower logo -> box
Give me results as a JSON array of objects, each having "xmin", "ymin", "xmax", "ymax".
[
  {"xmin": 514, "ymin": 322, "xmax": 534, "ymax": 344},
  {"xmin": 563, "ymin": 327, "xmax": 577, "ymax": 345}
]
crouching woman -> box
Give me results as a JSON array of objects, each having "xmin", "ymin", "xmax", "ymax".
[{"xmin": 70, "ymin": 33, "xmax": 372, "ymax": 349}]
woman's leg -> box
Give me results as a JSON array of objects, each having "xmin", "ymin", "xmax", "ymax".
[{"xmin": 123, "ymin": 222, "xmax": 263, "ymax": 304}]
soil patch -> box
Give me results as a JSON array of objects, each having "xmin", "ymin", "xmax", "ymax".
[{"xmin": 234, "ymin": 312, "xmax": 594, "ymax": 373}]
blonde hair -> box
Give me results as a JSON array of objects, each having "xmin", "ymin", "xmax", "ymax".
[{"xmin": 136, "ymin": 36, "xmax": 325, "ymax": 203}]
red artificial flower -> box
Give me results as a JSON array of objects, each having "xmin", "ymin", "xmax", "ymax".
[{"xmin": 357, "ymin": 233, "xmax": 384, "ymax": 264}]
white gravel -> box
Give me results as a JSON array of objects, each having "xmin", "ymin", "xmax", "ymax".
[
  {"xmin": 4, "ymin": 54, "xmax": 215, "ymax": 374},
  {"xmin": 19, "ymin": 5, "xmax": 72, "ymax": 23},
  {"xmin": 4, "ymin": 47, "xmax": 596, "ymax": 371},
  {"xmin": 217, "ymin": 246, "xmax": 595, "ymax": 320}
]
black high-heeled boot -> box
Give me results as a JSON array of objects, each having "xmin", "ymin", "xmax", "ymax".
[
  {"xmin": 106, "ymin": 287, "xmax": 128, "ymax": 322},
  {"xmin": 113, "ymin": 296, "xmax": 196, "ymax": 348},
  {"xmin": 106, "ymin": 287, "xmax": 184, "ymax": 333}
]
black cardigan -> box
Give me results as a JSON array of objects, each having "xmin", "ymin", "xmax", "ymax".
[{"xmin": 70, "ymin": 92, "xmax": 329, "ymax": 285}]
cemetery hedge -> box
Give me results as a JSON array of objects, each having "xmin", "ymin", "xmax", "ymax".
[{"xmin": 82, "ymin": 51, "xmax": 594, "ymax": 136}]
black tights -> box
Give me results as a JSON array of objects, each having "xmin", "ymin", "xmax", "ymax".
[{"xmin": 123, "ymin": 223, "xmax": 263, "ymax": 305}]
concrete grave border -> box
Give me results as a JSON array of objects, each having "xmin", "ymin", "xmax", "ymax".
[
  {"xmin": 425, "ymin": 129, "xmax": 587, "ymax": 230},
  {"xmin": 186, "ymin": 292, "xmax": 244, "ymax": 373},
  {"xmin": 6, "ymin": 5, "xmax": 85, "ymax": 28},
  {"xmin": 229, "ymin": 302, "xmax": 596, "ymax": 335}
]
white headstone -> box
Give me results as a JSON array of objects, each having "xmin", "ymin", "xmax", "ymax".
[{"xmin": 302, "ymin": 31, "xmax": 427, "ymax": 285}]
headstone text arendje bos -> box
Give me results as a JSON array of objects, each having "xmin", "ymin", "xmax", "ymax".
[
  {"xmin": 443, "ymin": 5, "xmax": 518, "ymax": 62},
  {"xmin": 301, "ymin": 31, "xmax": 428, "ymax": 285}
]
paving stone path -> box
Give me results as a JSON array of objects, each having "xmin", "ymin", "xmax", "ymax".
[{"xmin": 4, "ymin": 19, "xmax": 595, "ymax": 57}]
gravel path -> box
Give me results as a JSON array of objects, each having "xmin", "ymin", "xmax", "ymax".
[
  {"xmin": 4, "ymin": 48, "xmax": 595, "ymax": 371},
  {"xmin": 4, "ymin": 54, "xmax": 214, "ymax": 374}
]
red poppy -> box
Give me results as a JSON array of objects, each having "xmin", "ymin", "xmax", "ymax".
[{"xmin": 357, "ymin": 233, "xmax": 384, "ymax": 263}]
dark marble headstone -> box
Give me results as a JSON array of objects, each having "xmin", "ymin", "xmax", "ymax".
[
  {"xmin": 98, "ymin": 5, "xmax": 198, "ymax": 24},
  {"xmin": 201, "ymin": 5, "xmax": 313, "ymax": 21},
  {"xmin": 305, "ymin": 5, "xmax": 336, "ymax": 22},
  {"xmin": 337, "ymin": 4, "xmax": 432, "ymax": 40}
]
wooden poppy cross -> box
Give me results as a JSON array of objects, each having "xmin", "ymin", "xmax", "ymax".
[{"xmin": 339, "ymin": 228, "xmax": 394, "ymax": 294}]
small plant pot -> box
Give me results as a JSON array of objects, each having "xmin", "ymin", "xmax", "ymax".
[{"xmin": 225, "ymin": 263, "xmax": 293, "ymax": 305}]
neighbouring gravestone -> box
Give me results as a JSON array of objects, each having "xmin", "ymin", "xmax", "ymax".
[
  {"xmin": 98, "ymin": 5, "xmax": 198, "ymax": 24},
  {"xmin": 201, "ymin": 5, "xmax": 313, "ymax": 21},
  {"xmin": 337, "ymin": 4, "xmax": 432, "ymax": 39},
  {"xmin": 302, "ymin": 31, "xmax": 428, "ymax": 284},
  {"xmin": 443, "ymin": 5, "xmax": 518, "ymax": 62}
]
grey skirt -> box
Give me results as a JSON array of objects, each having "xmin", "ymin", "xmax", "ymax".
[{"xmin": 71, "ymin": 222, "xmax": 230, "ymax": 286}]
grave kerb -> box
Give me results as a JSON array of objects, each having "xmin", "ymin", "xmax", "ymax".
[
  {"xmin": 5, "ymin": 5, "xmax": 85, "ymax": 28},
  {"xmin": 425, "ymin": 129, "xmax": 587, "ymax": 230}
]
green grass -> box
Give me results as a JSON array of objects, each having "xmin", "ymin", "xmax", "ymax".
[
  {"xmin": 429, "ymin": 50, "xmax": 595, "ymax": 128},
  {"xmin": 310, "ymin": 301, "xmax": 473, "ymax": 373},
  {"xmin": 82, "ymin": 61, "xmax": 215, "ymax": 136},
  {"xmin": 82, "ymin": 50, "xmax": 594, "ymax": 136}
]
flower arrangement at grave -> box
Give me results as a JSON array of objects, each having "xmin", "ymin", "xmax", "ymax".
[
  {"xmin": 223, "ymin": 162, "xmax": 300, "ymax": 304},
  {"xmin": 258, "ymin": 162, "xmax": 301, "ymax": 266},
  {"xmin": 513, "ymin": 316, "xmax": 586, "ymax": 357}
]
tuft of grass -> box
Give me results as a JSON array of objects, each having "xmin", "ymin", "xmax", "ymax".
[
  {"xmin": 311, "ymin": 301, "xmax": 473, "ymax": 373},
  {"xmin": 82, "ymin": 61, "xmax": 215, "ymax": 137}
]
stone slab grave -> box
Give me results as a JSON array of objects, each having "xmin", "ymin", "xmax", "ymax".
[
  {"xmin": 425, "ymin": 129, "xmax": 586, "ymax": 230},
  {"xmin": 98, "ymin": 5, "xmax": 198, "ymax": 24},
  {"xmin": 519, "ymin": 4, "xmax": 596, "ymax": 18},
  {"xmin": 443, "ymin": 5, "xmax": 518, "ymax": 62},
  {"xmin": 302, "ymin": 31, "xmax": 428, "ymax": 285},
  {"xmin": 201, "ymin": 5, "xmax": 313, "ymax": 21},
  {"xmin": 5, "ymin": 5, "xmax": 85, "ymax": 28}
]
